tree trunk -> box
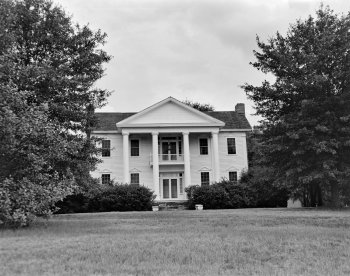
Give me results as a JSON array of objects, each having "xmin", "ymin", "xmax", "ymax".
[
  {"xmin": 310, "ymin": 183, "xmax": 316, "ymax": 207},
  {"xmin": 316, "ymin": 183, "xmax": 323, "ymax": 206},
  {"xmin": 330, "ymin": 181, "xmax": 341, "ymax": 208}
]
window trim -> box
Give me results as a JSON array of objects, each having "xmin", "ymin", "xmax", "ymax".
[
  {"xmin": 227, "ymin": 137, "xmax": 236, "ymax": 155},
  {"xmin": 201, "ymin": 171, "xmax": 210, "ymax": 186},
  {"xmin": 130, "ymin": 173, "xmax": 140, "ymax": 185},
  {"xmin": 130, "ymin": 139, "xmax": 140, "ymax": 157},
  {"xmin": 199, "ymin": 138, "xmax": 209, "ymax": 155}
]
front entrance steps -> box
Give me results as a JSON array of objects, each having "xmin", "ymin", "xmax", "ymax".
[{"xmin": 154, "ymin": 201, "xmax": 188, "ymax": 211}]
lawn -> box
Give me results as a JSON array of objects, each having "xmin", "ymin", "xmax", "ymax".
[{"xmin": 1, "ymin": 208, "xmax": 350, "ymax": 275}]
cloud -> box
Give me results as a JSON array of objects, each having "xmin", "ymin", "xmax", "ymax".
[{"xmin": 57, "ymin": 0, "xmax": 350, "ymax": 125}]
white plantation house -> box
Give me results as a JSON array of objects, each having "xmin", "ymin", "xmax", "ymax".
[{"xmin": 91, "ymin": 97, "xmax": 251, "ymax": 201}]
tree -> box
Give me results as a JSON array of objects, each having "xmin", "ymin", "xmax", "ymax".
[
  {"xmin": 242, "ymin": 6, "xmax": 350, "ymax": 207},
  {"xmin": 0, "ymin": 0, "xmax": 111, "ymax": 226},
  {"xmin": 182, "ymin": 100, "xmax": 215, "ymax": 111}
]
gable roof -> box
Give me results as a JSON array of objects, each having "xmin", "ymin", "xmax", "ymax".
[
  {"xmin": 116, "ymin": 97, "xmax": 225, "ymax": 128},
  {"xmin": 93, "ymin": 97, "xmax": 251, "ymax": 131},
  {"xmin": 94, "ymin": 110, "xmax": 251, "ymax": 131}
]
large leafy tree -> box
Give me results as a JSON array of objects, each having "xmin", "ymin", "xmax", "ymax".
[
  {"xmin": 0, "ymin": 0, "xmax": 111, "ymax": 226},
  {"xmin": 243, "ymin": 6, "xmax": 350, "ymax": 207},
  {"xmin": 182, "ymin": 100, "xmax": 215, "ymax": 111}
]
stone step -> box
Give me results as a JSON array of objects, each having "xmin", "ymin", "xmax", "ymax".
[{"xmin": 156, "ymin": 203, "xmax": 188, "ymax": 211}]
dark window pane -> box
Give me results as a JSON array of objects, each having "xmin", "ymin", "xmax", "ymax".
[
  {"xmin": 130, "ymin": 173, "xmax": 139, "ymax": 184},
  {"xmin": 200, "ymin": 138, "xmax": 208, "ymax": 155},
  {"xmin": 200, "ymin": 139, "xmax": 208, "ymax": 147},
  {"xmin": 171, "ymin": 179, "xmax": 177, "ymax": 198},
  {"xmin": 101, "ymin": 174, "xmax": 110, "ymax": 185},
  {"xmin": 201, "ymin": 172, "xmax": 210, "ymax": 186},
  {"xmin": 229, "ymin": 171, "xmax": 237, "ymax": 183},
  {"xmin": 130, "ymin": 140, "xmax": 139, "ymax": 156},
  {"xmin": 179, "ymin": 177, "xmax": 183, "ymax": 194},
  {"xmin": 227, "ymin": 138, "xmax": 236, "ymax": 154},
  {"xmin": 163, "ymin": 179, "xmax": 169, "ymax": 198},
  {"xmin": 131, "ymin": 148, "xmax": 139, "ymax": 156},
  {"xmin": 102, "ymin": 140, "xmax": 111, "ymax": 157}
]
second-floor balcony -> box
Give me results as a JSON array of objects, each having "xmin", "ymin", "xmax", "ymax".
[{"xmin": 150, "ymin": 153, "xmax": 184, "ymax": 166}]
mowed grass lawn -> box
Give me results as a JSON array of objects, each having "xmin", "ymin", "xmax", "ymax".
[{"xmin": 1, "ymin": 209, "xmax": 350, "ymax": 275}]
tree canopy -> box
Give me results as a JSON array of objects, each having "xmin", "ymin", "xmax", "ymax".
[
  {"xmin": 242, "ymin": 6, "xmax": 350, "ymax": 207},
  {"xmin": 0, "ymin": 0, "xmax": 111, "ymax": 226},
  {"xmin": 182, "ymin": 100, "xmax": 215, "ymax": 111}
]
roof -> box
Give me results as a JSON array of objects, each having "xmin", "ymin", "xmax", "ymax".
[
  {"xmin": 204, "ymin": 111, "xmax": 251, "ymax": 130},
  {"xmin": 94, "ymin": 110, "xmax": 251, "ymax": 131},
  {"xmin": 116, "ymin": 97, "xmax": 225, "ymax": 128}
]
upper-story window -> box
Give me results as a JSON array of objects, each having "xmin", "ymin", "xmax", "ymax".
[
  {"xmin": 229, "ymin": 171, "xmax": 238, "ymax": 183},
  {"xmin": 131, "ymin": 139, "xmax": 139, "ymax": 156},
  {"xmin": 199, "ymin": 138, "xmax": 208, "ymax": 155},
  {"xmin": 201, "ymin": 172, "xmax": 210, "ymax": 186},
  {"xmin": 102, "ymin": 140, "xmax": 111, "ymax": 157},
  {"xmin": 227, "ymin": 138, "xmax": 236, "ymax": 155}
]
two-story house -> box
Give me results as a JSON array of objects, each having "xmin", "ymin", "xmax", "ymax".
[{"xmin": 91, "ymin": 97, "xmax": 251, "ymax": 202}]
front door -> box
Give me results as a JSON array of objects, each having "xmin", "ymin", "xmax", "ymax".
[{"xmin": 162, "ymin": 178, "xmax": 178, "ymax": 199}]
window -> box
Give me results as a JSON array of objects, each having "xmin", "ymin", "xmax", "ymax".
[
  {"xmin": 201, "ymin": 172, "xmax": 210, "ymax": 186},
  {"xmin": 227, "ymin": 138, "xmax": 236, "ymax": 154},
  {"xmin": 229, "ymin": 171, "xmax": 238, "ymax": 183},
  {"xmin": 130, "ymin": 173, "xmax": 139, "ymax": 185},
  {"xmin": 102, "ymin": 140, "xmax": 111, "ymax": 157},
  {"xmin": 199, "ymin": 138, "xmax": 208, "ymax": 155},
  {"xmin": 130, "ymin": 139, "xmax": 139, "ymax": 156},
  {"xmin": 179, "ymin": 173, "xmax": 183, "ymax": 194},
  {"xmin": 101, "ymin": 174, "xmax": 110, "ymax": 185}
]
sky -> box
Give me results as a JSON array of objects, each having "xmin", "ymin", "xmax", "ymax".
[{"xmin": 57, "ymin": 0, "xmax": 350, "ymax": 126}]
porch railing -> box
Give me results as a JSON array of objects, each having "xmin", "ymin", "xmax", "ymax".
[{"xmin": 150, "ymin": 153, "xmax": 184, "ymax": 165}]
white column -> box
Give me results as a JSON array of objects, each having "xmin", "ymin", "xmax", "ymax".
[
  {"xmin": 212, "ymin": 131, "xmax": 220, "ymax": 182},
  {"xmin": 122, "ymin": 131, "xmax": 130, "ymax": 183},
  {"xmin": 183, "ymin": 131, "xmax": 191, "ymax": 187},
  {"xmin": 152, "ymin": 132, "xmax": 160, "ymax": 200}
]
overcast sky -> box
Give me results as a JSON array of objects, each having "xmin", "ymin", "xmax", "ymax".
[{"xmin": 57, "ymin": 0, "xmax": 350, "ymax": 126}]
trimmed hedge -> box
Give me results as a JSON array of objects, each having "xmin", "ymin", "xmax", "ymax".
[
  {"xmin": 55, "ymin": 184, "xmax": 155, "ymax": 213},
  {"xmin": 185, "ymin": 180, "xmax": 255, "ymax": 209}
]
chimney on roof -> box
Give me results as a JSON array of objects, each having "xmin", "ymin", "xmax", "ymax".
[{"xmin": 235, "ymin": 103, "xmax": 245, "ymax": 115}]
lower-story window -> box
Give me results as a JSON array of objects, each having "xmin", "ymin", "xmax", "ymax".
[
  {"xmin": 201, "ymin": 172, "xmax": 210, "ymax": 186},
  {"xmin": 101, "ymin": 174, "xmax": 111, "ymax": 185},
  {"xmin": 229, "ymin": 171, "xmax": 238, "ymax": 183},
  {"xmin": 130, "ymin": 173, "xmax": 140, "ymax": 185}
]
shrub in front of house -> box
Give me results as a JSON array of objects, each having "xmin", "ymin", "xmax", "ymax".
[
  {"xmin": 55, "ymin": 193, "xmax": 90, "ymax": 214},
  {"xmin": 185, "ymin": 180, "xmax": 254, "ymax": 210},
  {"xmin": 56, "ymin": 184, "xmax": 155, "ymax": 213},
  {"xmin": 87, "ymin": 184, "xmax": 155, "ymax": 212}
]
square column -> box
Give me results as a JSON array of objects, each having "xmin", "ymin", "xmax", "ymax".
[
  {"xmin": 122, "ymin": 131, "xmax": 130, "ymax": 183},
  {"xmin": 183, "ymin": 131, "xmax": 191, "ymax": 187},
  {"xmin": 152, "ymin": 132, "xmax": 160, "ymax": 199},
  {"xmin": 212, "ymin": 131, "xmax": 220, "ymax": 182}
]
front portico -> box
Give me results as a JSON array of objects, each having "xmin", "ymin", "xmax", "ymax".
[{"xmin": 119, "ymin": 128, "xmax": 222, "ymax": 201}]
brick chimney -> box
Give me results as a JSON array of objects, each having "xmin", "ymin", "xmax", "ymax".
[{"xmin": 235, "ymin": 103, "xmax": 245, "ymax": 115}]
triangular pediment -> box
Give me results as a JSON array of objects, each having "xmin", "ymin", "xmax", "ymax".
[{"xmin": 117, "ymin": 97, "xmax": 225, "ymax": 128}]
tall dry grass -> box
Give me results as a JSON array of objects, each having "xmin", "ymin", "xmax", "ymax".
[{"xmin": 1, "ymin": 208, "xmax": 350, "ymax": 275}]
